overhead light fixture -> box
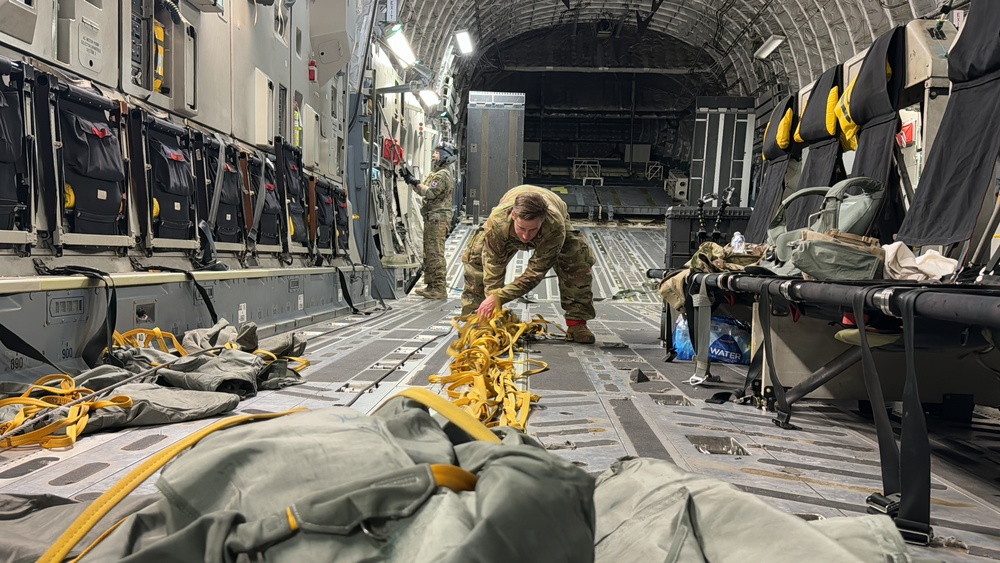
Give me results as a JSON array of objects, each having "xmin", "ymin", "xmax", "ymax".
[
  {"xmin": 376, "ymin": 81, "xmax": 423, "ymax": 96},
  {"xmin": 418, "ymin": 89, "xmax": 440, "ymax": 107},
  {"xmin": 384, "ymin": 23, "xmax": 416, "ymax": 68},
  {"xmin": 410, "ymin": 62, "xmax": 435, "ymax": 81},
  {"xmin": 455, "ymin": 30, "xmax": 474, "ymax": 54},
  {"xmin": 754, "ymin": 34, "xmax": 785, "ymax": 60},
  {"xmin": 404, "ymin": 92, "xmax": 421, "ymax": 107}
]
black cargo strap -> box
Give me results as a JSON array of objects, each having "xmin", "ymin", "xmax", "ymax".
[
  {"xmin": 33, "ymin": 262, "xmax": 116, "ymax": 369},
  {"xmin": 759, "ymin": 279, "xmax": 793, "ymax": 428},
  {"xmin": 894, "ymin": 289, "xmax": 933, "ymax": 544},
  {"xmin": 131, "ymin": 262, "xmax": 219, "ymax": 324},
  {"xmin": 207, "ymin": 136, "xmax": 227, "ymax": 229},
  {"xmin": 0, "ymin": 321, "xmax": 72, "ymax": 375},
  {"xmin": 337, "ymin": 268, "xmax": 359, "ymax": 314},
  {"xmin": 404, "ymin": 266, "xmax": 424, "ymax": 295},
  {"xmin": 853, "ymin": 290, "xmax": 902, "ymax": 504},
  {"xmin": 247, "ymin": 159, "xmax": 268, "ymax": 242},
  {"xmin": 687, "ymin": 278, "xmax": 714, "ymax": 385}
]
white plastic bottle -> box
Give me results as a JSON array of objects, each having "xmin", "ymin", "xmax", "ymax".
[{"xmin": 731, "ymin": 231, "xmax": 745, "ymax": 254}]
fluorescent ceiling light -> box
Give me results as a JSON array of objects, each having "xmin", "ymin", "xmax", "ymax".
[
  {"xmin": 384, "ymin": 24, "xmax": 416, "ymax": 67},
  {"xmin": 754, "ymin": 34, "xmax": 785, "ymax": 59},
  {"xmin": 455, "ymin": 30, "xmax": 474, "ymax": 54},
  {"xmin": 404, "ymin": 92, "xmax": 420, "ymax": 107},
  {"xmin": 419, "ymin": 89, "xmax": 440, "ymax": 107}
]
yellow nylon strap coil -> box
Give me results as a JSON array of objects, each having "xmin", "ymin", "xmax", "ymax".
[
  {"xmin": 428, "ymin": 311, "xmax": 549, "ymax": 431},
  {"xmin": 0, "ymin": 374, "xmax": 133, "ymax": 449},
  {"xmin": 115, "ymin": 328, "xmax": 188, "ymax": 356}
]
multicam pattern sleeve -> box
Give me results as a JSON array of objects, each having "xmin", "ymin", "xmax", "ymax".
[
  {"xmin": 417, "ymin": 168, "xmax": 454, "ymax": 221},
  {"xmin": 482, "ymin": 210, "xmax": 567, "ymax": 304}
]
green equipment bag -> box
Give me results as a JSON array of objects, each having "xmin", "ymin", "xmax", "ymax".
[
  {"xmin": 757, "ymin": 177, "xmax": 886, "ymax": 279},
  {"xmin": 595, "ymin": 458, "xmax": 935, "ymax": 563},
  {"xmin": 5, "ymin": 388, "xmax": 595, "ymax": 563}
]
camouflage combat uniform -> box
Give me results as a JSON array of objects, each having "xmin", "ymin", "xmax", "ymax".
[
  {"xmin": 415, "ymin": 166, "xmax": 454, "ymax": 292},
  {"xmin": 462, "ymin": 185, "xmax": 596, "ymax": 320}
]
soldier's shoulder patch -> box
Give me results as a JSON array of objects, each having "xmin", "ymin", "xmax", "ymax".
[{"xmin": 431, "ymin": 180, "xmax": 439, "ymax": 188}]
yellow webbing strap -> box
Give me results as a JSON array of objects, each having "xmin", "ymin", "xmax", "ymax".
[
  {"xmin": 389, "ymin": 387, "xmax": 501, "ymax": 443},
  {"xmin": 253, "ymin": 349, "xmax": 279, "ymax": 362},
  {"xmin": 39, "ymin": 408, "xmax": 306, "ymax": 563},
  {"xmin": 284, "ymin": 356, "xmax": 311, "ymax": 373},
  {"xmin": 0, "ymin": 375, "xmax": 133, "ymax": 449},
  {"xmin": 70, "ymin": 517, "xmax": 127, "ymax": 563},
  {"xmin": 430, "ymin": 464, "xmax": 478, "ymax": 491},
  {"xmin": 252, "ymin": 350, "xmax": 311, "ymax": 374},
  {"xmin": 427, "ymin": 311, "xmax": 549, "ymax": 432},
  {"xmin": 114, "ymin": 328, "xmax": 188, "ymax": 356}
]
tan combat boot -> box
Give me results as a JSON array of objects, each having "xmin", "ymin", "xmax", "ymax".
[
  {"xmin": 566, "ymin": 322, "xmax": 596, "ymax": 344},
  {"xmin": 414, "ymin": 287, "xmax": 447, "ymax": 299}
]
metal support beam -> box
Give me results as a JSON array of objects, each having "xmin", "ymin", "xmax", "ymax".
[{"xmin": 501, "ymin": 65, "xmax": 714, "ymax": 74}]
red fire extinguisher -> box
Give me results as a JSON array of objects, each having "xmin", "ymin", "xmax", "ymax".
[{"xmin": 308, "ymin": 59, "xmax": 318, "ymax": 82}]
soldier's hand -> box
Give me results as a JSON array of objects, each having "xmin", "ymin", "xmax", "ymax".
[
  {"xmin": 399, "ymin": 166, "xmax": 419, "ymax": 187},
  {"xmin": 477, "ymin": 295, "xmax": 499, "ymax": 320}
]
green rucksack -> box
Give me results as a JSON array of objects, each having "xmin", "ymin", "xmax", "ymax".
[{"xmin": 758, "ymin": 177, "xmax": 886, "ymax": 279}]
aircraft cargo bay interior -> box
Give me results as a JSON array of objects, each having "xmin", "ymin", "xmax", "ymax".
[{"xmin": 1, "ymin": 0, "xmax": 1000, "ymax": 561}]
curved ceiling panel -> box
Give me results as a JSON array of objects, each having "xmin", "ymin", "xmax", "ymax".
[
  {"xmin": 399, "ymin": 0, "xmax": 944, "ymax": 101},
  {"xmin": 391, "ymin": 0, "xmax": 949, "ymax": 169}
]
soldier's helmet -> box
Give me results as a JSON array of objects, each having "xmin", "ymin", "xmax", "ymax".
[{"xmin": 434, "ymin": 141, "xmax": 459, "ymax": 165}]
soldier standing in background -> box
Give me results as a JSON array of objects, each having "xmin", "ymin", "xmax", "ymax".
[
  {"xmin": 403, "ymin": 141, "xmax": 457, "ymax": 299},
  {"xmin": 461, "ymin": 185, "xmax": 597, "ymax": 344}
]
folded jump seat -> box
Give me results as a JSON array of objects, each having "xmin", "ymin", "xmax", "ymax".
[
  {"xmin": 206, "ymin": 143, "xmax": 244, "ymax": 243},
  {"xmin": 0, "ymin": 63, "xmax": 25, "ymax": 232},
  {"xmin": 147, "ymin": 127, "xmax": 195, "ymax": 240},
  {"xmin": 280, "ymin": 144, "xmax": 308, "ymax": 246},
  {"xmin": 58, "ymin": 99, "xmax": 126, "ymax": 236},
  {"xmin": 332, "ymin": 183, "xmax": 350, "ymax": 256},
  {"xmin": 257, "ymin": 160, "xmax": 283, "ymax": 247},
  {"xmin": 314, "ymin": 176, "xmax": 335, "ymax": 251}
]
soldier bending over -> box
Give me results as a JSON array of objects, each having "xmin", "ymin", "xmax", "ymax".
[{"xmin": 461, "ymin": 185, "xmax": 597, "ymax": 344}]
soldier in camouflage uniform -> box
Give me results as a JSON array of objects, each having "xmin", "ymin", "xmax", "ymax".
[
  {"xmin": 462, "ymin": 185, "xmax": 597, "ymax": 344},
  {"xmin": 404, "ymin": 142, "xmax": 457, "ymax": 299}
]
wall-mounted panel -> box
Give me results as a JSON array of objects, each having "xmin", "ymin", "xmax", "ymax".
[
  {"xmin": 230, "ymin": 0, "xmax": 290, "ymax": 148},
  {"xmin": 0, "ymin": 0, "xmax": 55, "ymax": 61},
  {"xmin": 288, "ymin": 0, "xmax": 311, "ymax": 158},
  {"xmin": 182, "ymin": 4, "xmax": 232, "ymax": 132},
  {"xmin": 55, "ymin": 0, "xmax": 120, "ymax": 87},
  {"xmin": 119, "ymin": 0, "xmax": 201, "ymax": 119}
]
